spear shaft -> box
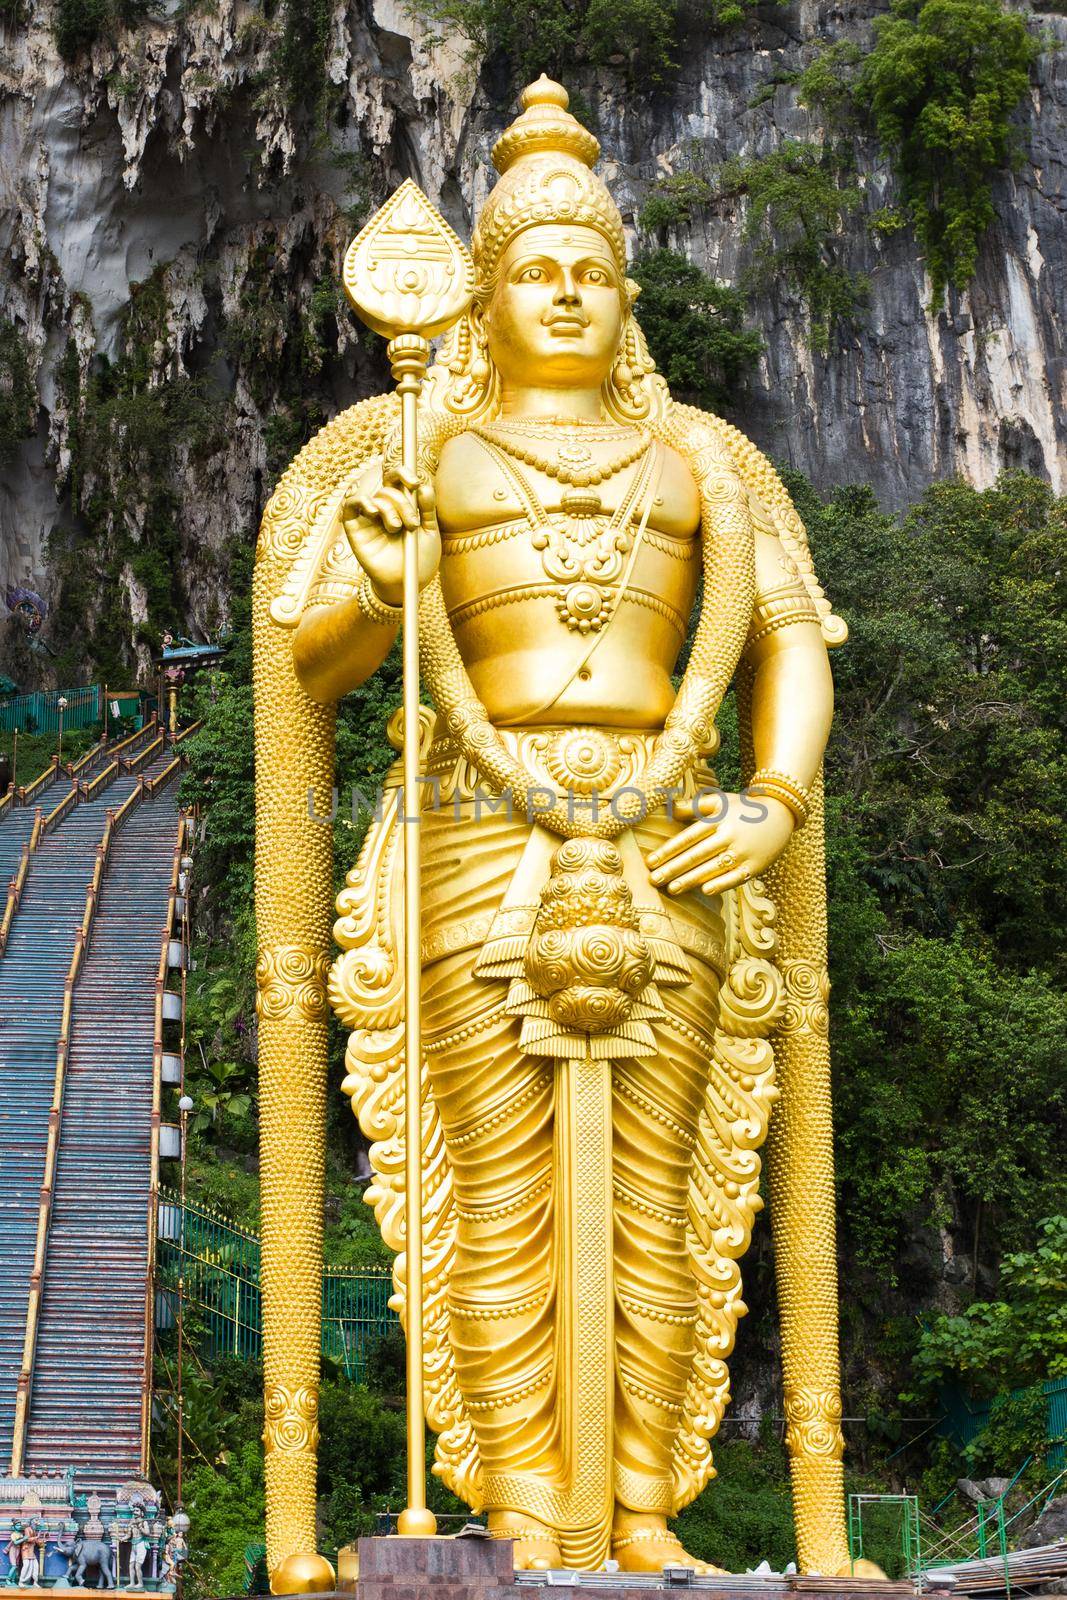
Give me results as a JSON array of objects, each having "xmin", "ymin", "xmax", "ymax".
[
  {"xmin": 343, "ymin": 178, "xmax": 475, "ymax": 1540},
  {"xmin": 390, "ymin": 334, "xmax": 436, "ymax": 1537}
]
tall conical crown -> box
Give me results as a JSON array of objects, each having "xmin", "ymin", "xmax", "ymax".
[{"xmin": 471, "ymin": 76, "xmax": 627, "ymax": 281}]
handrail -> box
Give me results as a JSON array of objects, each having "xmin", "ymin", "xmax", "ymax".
[
  {"xmin": 7, "ymin": 779, "xmax": 154, "ymax": 1477},
  {"xmin": 107, "ymin": 719, "xmax": 157, "ymax": 761},
  {"xmin": 19, "ymin": 757, "xmax": 60, "ymax": 805},
  {"xmin": 40, "ymin": 784, "xmax": 78, "ymax": 835},
  {"xmin": 0, "ymin": 810, "xmax": 43, "ymax": 956},
  {"xmin": 171, "ymin": 719, "xmax": 203, "ymax": 746},
  {"xmin": 0, "ymin": 786, "xmax": 13, "ymax": 820},
  {"xmin": 124, "ymin": 733, "xmax": 164, "ymax": 774},
  {"xmin": 79, "ymin": 760, "xmax": 119, "ymax": 802},
  {"xmin": 142, "ymin": 812, "xmax": 188, "ymax": 1472},
  {"xmin": 145, "ymin": 755, "xmax": 182, "ymax": 794},
  {"xmin": 66, "ymin": 737, "xmax": 108, "ymax": 778}
]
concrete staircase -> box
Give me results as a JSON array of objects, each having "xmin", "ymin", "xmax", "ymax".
[{"xmin": 0, "ymin": 742, "xmax": 180, "ymax": 1484}]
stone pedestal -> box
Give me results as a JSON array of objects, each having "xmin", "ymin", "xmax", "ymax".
[{"xmin": 327, "ymin": 1537, "xmax": 916, "ymax": 1600}]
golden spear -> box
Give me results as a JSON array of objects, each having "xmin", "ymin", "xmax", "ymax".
[{"xmin": 342, "ymin": 180, "xmax": 475, "ymax": 1536}]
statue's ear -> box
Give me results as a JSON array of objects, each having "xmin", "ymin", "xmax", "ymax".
[{"xmin": 625, "ymin": 276, "xmax": 641, "ymax": 306}]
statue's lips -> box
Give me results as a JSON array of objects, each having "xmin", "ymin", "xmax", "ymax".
[{"xmin": 545, "ymin": 317, "xmax": 588, "ymax": 336}]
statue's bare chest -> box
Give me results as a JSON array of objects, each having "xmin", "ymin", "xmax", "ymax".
[{"xmin": 435, "ymin": 424, "xmax": 701, "ymax": 640}]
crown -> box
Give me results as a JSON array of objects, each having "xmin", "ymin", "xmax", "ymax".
[{"xmin": 472, "ymin": 76, "xmax": 627, "ymax": 280}]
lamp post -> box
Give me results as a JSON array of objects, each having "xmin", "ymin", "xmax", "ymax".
[
  {"xmin": 12, "ymin": 725, "xmax": 18, "ymax": 792},
  {"xmin": 56, "ymin": 696, "xmax": 68, "ymax": 766}
]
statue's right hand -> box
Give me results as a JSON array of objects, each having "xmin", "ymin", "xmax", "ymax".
[{"xmin": 342, "ymin": 464, "xmax": 440, "ymax": 609}]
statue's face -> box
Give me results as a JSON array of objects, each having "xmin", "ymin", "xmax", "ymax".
[{"xmin": 483, "ymin": 224, "xmax": 625, "ymax": 389}]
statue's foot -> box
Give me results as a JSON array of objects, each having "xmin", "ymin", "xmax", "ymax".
[
  {"xmin": 838, "ymin": 1560, "xmax": 888, "ymax": 1580},
  {"xmin": 612, "ymin": 1514, "xmax": 726, "ymax": 1575},
  {"xmin": 488, "ymin": 1511, "xmax": 562, "ymax": 1571}
]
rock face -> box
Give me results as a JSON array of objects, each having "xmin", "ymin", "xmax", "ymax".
[{"xmin": 0, "ymin": 0, "xmax": 1064, "ymax": 674}]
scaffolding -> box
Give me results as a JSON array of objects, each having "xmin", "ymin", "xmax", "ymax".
[{"xmin": 848, "ymin": 1492, "xmax": 922, "ymax": 1579}]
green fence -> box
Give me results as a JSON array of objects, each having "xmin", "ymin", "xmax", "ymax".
[
  {"xmin": 156, "ymin": 1192, "xmax": 396, "ymax": 1380},
  {"xmin": 938, "ymin": 1377, "xmax": 1067, "ymax": 1466},
  {"xmin": 0, "ymin": 684, "xmax": 101, "ymax": 734}
]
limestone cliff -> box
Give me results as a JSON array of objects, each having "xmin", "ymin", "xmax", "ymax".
[{"xmin": 0, "ymin": 0, "xmax": 1063, "ymax": 675}]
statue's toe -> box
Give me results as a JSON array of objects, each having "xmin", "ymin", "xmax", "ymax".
[
  {"xmin": 837, "ymin": 1560, "xmax": 888, "ymax": 1580},
  {"xmin": 612, "ymin": 1530, "xmax": 726, "ymax": 1576}
]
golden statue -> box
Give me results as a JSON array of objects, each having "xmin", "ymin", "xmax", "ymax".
[{"xmin": 253, "ymin": 76, "xmax": 860, "ymax": 1590}]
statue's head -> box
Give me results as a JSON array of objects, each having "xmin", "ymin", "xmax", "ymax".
[
  {"xmin": 472, "ymin": 78, "xmax": 629, "ymax": 393},
  {"xmin": 434, "ymin": 78, "xmax": 664, "ymax": 422}
]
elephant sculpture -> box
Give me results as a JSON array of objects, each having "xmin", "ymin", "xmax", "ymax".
[{"xmin": 68, "ymin": 1537, "xmax": 116, "ymax": 1590}]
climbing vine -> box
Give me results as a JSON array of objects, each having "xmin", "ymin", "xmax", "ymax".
[
  {"xmin": 855, "ymin": 0, "xmax": 1040, "ymax": 303},
  {"xmin": 630, "ymin": 249, "xmax": 762, "ymax": 408},
  {"xmin": 640, "ymin": 144, "xmax": 865, "ymax": 353},
  {"xmin": 53, "ymin": 0, "xmax": 158, "ymax": 61},
  {"xmin": 0, "ymin": 320, "xmax": 37, "ymax": 464},
  {"xmin": 51, "ymin": 266, "xmax": 224, "ymax": 679}
]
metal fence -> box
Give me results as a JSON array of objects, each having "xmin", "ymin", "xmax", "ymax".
[
  {"xmin": 156, "ymin": 1192, "xmax": 396, "ymax": 1380},
  {"xmin": 939, "ymin": 1377, "xmax": 1067, "ymax": 1466},
  {"xmin": 0, "ymin": 685, "xmax": 151, "ymax": 735},
  {"xmin": 0, "ymin": 685, "xmax": 100, "ymax": 734}
]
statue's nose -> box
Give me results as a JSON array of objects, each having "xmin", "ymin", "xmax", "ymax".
[{"xmin": 555, "ymin": 268, "xmax": 581, "ymax": 304}]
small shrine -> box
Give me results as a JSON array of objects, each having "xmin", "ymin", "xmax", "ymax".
[{"xmin": 0, "ymin": 1474, "xmax": 187, "ymax": 1593}]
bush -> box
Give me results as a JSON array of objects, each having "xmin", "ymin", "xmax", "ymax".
[
  {"xmin": 53, "ymin": 0, "xmax": 158, "ymax": 60},
  {"xmin": 913, "ymin": 1218, "xmax": 1067, "ymax": 1397},
  {"xmin": 0, "ymin": 320, "xmax": 36, "ymax": 463},
  {"xmin": 631, "ymin": 249, "xmax": 762, "ymax": 408},
  {"xmin": 856, "ymin": 0, "xmax": 1040, "ymax": 302}
]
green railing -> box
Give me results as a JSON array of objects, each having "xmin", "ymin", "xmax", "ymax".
[
  {"xmin": 0, "ymin": 685, "xmax": 100, "ymax": 734},
  {"xmin": 938, "ymin": 1377, "xmax": 1067, "ymax": 1467},
  {"xmin": 0, "ymin": 684, "xmax": 151, "ymax": 735},
  {"xmin": 156, "ymin": 1192, "xmax": 396, "ymax": 1380}
]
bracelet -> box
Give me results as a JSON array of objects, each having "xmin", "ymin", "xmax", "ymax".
[
  {"xmin": 747, "ymin": 767, "xmax": 810, "ymax": 828},
  {"xmin": 357, "ymin": 572, "xmax": 402, "ymax": 627}
]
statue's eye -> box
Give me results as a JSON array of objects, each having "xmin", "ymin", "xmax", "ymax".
[
  {"xmin": 584, "ymin": 269, "xmax": 607, "ymax": 283},
  {"xmin": 519, "ymin": 266, "xmax": 545, "ymax": 282}
]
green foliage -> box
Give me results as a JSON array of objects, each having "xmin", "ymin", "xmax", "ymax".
[
  {"xmin": 316, "ymin": 1384, "xmax": 406, "ymax": 1545},
  {"xmin": 639, "ymin": 170, "xmax": 714, "ymax": 234},
  {"xmin": 639, "ymin": 144, "xmax": 865, "ymax": 352},
  {"xmin": 275, "ymin": 0, "xmax": 333, "ymax": 121},
  {"xmin": 784, "ymin": 471, "xmax": 1067, "ymax": 1284},
  {"xmin": 0, "ymin": 321, "xmax": 36, "ymax": 462},
  {"xmin": 674, "ymin": 1429, "xmax": 795, "ymax": 1571},
  {"xmin": 224, "ymin": 245, "xmax": 341, "ymax": 443},
  {"xmin": 630, "ymin": 249, "xmax": 762, "ymax": 409},
  {"xmin": 795, "ymin": 40, "xmax": 863, "ymax": 123},
  {"xmin": 51, "ymin": 269, "xmax": 225, "ymax": 679},
  {"xmin": 53, "ymin": 0, "xmax": 158, "ymax": 60},
  {"xmin": 724, "ymin": 142, "xmax": 866, "ymax": 353},
  {"xmin": 410, "ymin": 0, "xmax": 678, "ymax": 85},
  {"xmin": 913, "ymin": 1218, "xmax": 1067, "ymax": 1397},
  {"xmin": 962, "ymin": 1385, "xmax": 1054, "ymax": 1477},
  {"xmin": 706, "ymin": 0, "xmax": 785, "ymax": 24},
  {"xmin": 184, "ymin": 1441, "xmax": 266, "ymax": 1597},
  {"xmin": 855, "ymin": 0, "xmax": 1040, "ymax": 302}
]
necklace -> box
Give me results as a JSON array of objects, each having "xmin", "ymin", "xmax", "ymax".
[
  {"xmin": 491, "ymin": 416, "xmax": 636, "ymax": 442},
  {"xmin": 472, "ymin": 434, "xmax": 658, "ymax": 635},
  {"xmin": 495, "ymin": 413, "xmax": 625, "ymax": 429},
  {"xmin": 473, "ymin": 423, "xmax": 650, "ymax": 489}
]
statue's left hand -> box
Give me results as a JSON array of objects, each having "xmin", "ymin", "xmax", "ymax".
[{"xmin": 646, "ymin": 792, "xmax": 794, "ymax": 897}]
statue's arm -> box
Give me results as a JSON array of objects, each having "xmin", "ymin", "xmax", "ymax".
[
  {"xmin": 291, "ymin": 452, "xmax": 442, "ymax": 704},
  {"xmin": 293, "ymin": 597, "xmax": 397, "ymax": 704},
  {"xmin": 649, "ymin": 528, "xmax": 831, "ymax": 897},
  {"xmin": 742, "ymin": 527, "xmax": 833, "ymax": 783}
]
